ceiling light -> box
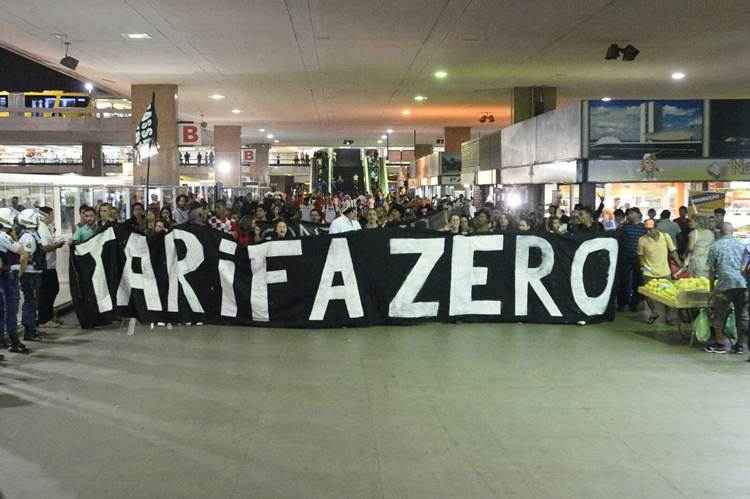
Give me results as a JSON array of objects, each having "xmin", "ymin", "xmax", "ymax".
[
  {"xmin": 231, "ymin": 109, "xmax": 241, "ymax": 114},
  {"xmin": 414, "ymin": 95, "xmax": 427, "ymax": 102},
  {"xmin": 124, "ymin": 33, "xmax": 151, "ymax": 39},
  {"xmin": 380, "ymin": 134, "xmax": 388, "ymax": 140},
  {"xmin": 84, "ymin": 82, "xmax": 94, "ymax": 92},
  {"xmin": 601, "ymin": 97, "xmax": 612, "ymax": 102},
  {"xmin": 258, "ymin": 128, "xmax": 266, "ymax": 132},
  {"xmin": 671, "ymin": 72, "xmax": 686, "ymax": 80},
  {"xmin": 402, "ymin": 109, "xmax": 411, "ymax": 116},
  {"xmin": 217, "ymin": 161, "xmax": 231, "ymax": 173},
  {"xmin": 386, "ymin": 129, "xmax": 394, "ymax": 134},
  {"xmin": 266, "ymin": 134, "xmax": 274, "ymax": 139},
  {"xmin": 434, "ymin": 70, "xmax": 448, "ymax": 79},
  {"xmin": 209, "ymin": 94, "xmax": 225, "ymax": 100},
  {"xmin": 274, "ymin": 139, "xmax": 280, "ymax": 144},
  {"xmin": 605, "ymin": 44, "xmax": 620, "ymax": 60},
  {"xmin": 377, "ymin": 139, "xmax": 384, "ymax": 144},
  {"xmin": 59, "ymin": 41, "xmax": 78, "ymax": 70},
  {"xmin": 621, "ymin": 45, "xmax": 639, "ymax": 61}
]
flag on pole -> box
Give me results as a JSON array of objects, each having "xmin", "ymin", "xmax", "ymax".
[{"xmin": 135, "ymin": 92, "xmax": 159, "ymax": 159}]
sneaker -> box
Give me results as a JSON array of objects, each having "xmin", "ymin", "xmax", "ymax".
[
  {"xmin": 8, "ymin": 343, "xmax": 30, "ymax": 354},
  {"xmin": 732, "ymin": 344, "xmax": 745, "ymax": 355},
  {"xmin": 705, "ymin": 343, "xmax": 728, "ymax": 354}
]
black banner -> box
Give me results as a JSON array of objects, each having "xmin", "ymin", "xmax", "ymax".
[{"xmin": 70, "ymin": 225, "xmax": 619, "ymax": 329}]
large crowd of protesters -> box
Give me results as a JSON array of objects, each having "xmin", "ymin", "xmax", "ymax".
[{"xmin": 1, "ymin": 187, "xmax": 748, "ymax": 361}]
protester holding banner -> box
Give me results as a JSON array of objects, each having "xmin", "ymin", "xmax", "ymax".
[
  {"xmin": 73, "ymin": 206, "xmax": 98, "ymax": 243},
  {"xmin": 173, "ymin": 194, "xmax": 190, "ymax": 225},
  {"xmin": 328, "ymin": 207, "xmax": 361, "ymax": 234}
]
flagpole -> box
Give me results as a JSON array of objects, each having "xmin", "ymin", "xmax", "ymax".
[{"xmin": 145, "ymin": 152, "xmax": 151, "ymax": 208}]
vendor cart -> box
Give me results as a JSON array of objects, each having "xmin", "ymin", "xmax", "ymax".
[{"xmin": 638, "ymin": 287, "xmax": 711, "ymax": 344}]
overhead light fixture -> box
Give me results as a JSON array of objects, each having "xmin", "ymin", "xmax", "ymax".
[
  {"xmin": 266, "ymin": 133, "xmax": 274, "ymax": 139},
  {"xmin": 209, "ymin": 94, "xmax": 225, "ymax": 100},
  {"xmin": 377, "ymin": 139, "xmax": 384, "ymax": 144},
  {"xmin": 434, "ymin": 70, "xmax": 448, "ymax": 79},
  {"xmin": 258, "ymin": 128, "xmax": 266, "ymax": 132},
  {"xmin": 386, "ymin": 129, "xmax": 394, "ymax": 134},
  {"xmin": 401, "ymin": 109, "xmax": 411, "ymax": 116},
  {"xmin": 671, "ymin": 72, "xmax": 686, "ymax": 80},
  {"xmin": 601, "ymin": 97, "xmax": 612, "ymax": 102},
  {"xmin": 414, "ymin": 95, "xmax": 427, "ymax": 102},
  {"xmin": 84, "ymin": 82, "xmax": 94, "ymax": 92},
  {"xmin": 59, "ymin": 41, "xmax": 79, "ymax": 70},
  {"xmin": 124, "ymin": 33, "xmax": 151, "ymax": 39},
  {"xmin": 343, "ymin": 139, "xmax": 354, "ymax": 145},
  {"xmin": 605, "ymin": 43, "xmax": 639, "ymax": 61},
  {"xmin": 380, "ymin": 134, "xmax": 388, "ymax": 140},
  {"xmin": 231, "ymin": 108, "xmax": 241, "ymax": 114}
]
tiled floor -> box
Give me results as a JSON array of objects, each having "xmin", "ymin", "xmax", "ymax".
[{"xmin": 0, "ymin": 314, "xmax": 748, "ymax": 498}]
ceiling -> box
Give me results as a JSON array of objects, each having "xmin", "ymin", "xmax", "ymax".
[{"xmin": 1, "ymin": 0, "xmax": 749, "ymax": 146}]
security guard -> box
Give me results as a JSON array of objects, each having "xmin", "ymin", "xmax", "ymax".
[
  {"xmin": 17, "ymin": 209, "xmax": 46, "ymax": 342},
  {"xmin": 0, "ymin": 207, "xmax": 30, "ymax": 354}
]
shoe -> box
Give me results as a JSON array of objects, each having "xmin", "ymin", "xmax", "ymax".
[
  {"xmin": 51, "ymin": 318, "xmax": 65, "ymax": 327},
  {"xmin": 45, "ymin": 321, "xmax": 62, "ymax": 329},
  {"xmin": 23, "ymin": 335, "xmax": 41, "ymax": 342},
  {"xmin": 732, "ymin": 344, "xmax": 745, "ymax": 355},
  {"xmin": 8, "ymin": 343, "xmax": 30, "ymax": 354},
  {"xmin": 705, "ymin": 343, "xmax": 728, "ymax": 354}
]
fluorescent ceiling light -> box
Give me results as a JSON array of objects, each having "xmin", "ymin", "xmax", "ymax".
[
  {"xmin": 380, "ymin": 134, "xmax": 388, "ymax": 140},
  {"xmin": 377, "ymin": 139, "xmax": 383, "ymax": 144},
  {"xmin": 84, "ymin": 82, "xmax": 94, "ymax": 92},
  {"xmin": 671, "ymin": 72, "xmax": 686, "ymax": 80},
  {"xmin": 274, "ymin": 139, "xmax": 280, "ymax": 144},
  {"xmin": 209, "ymin": 94, "xmax": 225, "ymax": 100},
  {"xmin": 434, "ymin": 70, "xmax": 448, "ymax": 79},
  {"xmin": 231, "ymin": 109, "xmax": 241, "ymax": 114},
  {"xmin": 402, "ymin": 109, "xmax": 411, "ymax": 116},
  {"xmin": 266, "ymin": 134, "xmax": 274, "ymax": 139},
  {"xmin": 258, "ymin": 128, "xmax": 266, "ymax": 132},
  {"xmin": 386, "ymin": 129, "xmax": 394, "ymax": 134},
  {"xmin": 124, "ymin": 33, "xmax": 151, "ymax": 39},
  {"xmin": 601, "ymin": 97, "xmax": 612, "ymax": 102},
  {"xmin": 414, "ymin": 95, "xmax": 427, "ymax": 102}
]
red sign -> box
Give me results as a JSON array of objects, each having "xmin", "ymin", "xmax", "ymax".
[
  {"xmin": 241, "ymin": 148, "xmax": 256, "ymax": 164},
  {"xmin": 178, "ymin": 124, "xmax": 201, "ymax": 145}
]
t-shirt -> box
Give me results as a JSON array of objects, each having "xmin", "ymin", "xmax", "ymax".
[
  {"xmin": 73, "ymin": 224, "xmax": 97, "ymax": 243},
  {"xmin": 708, "ymin": 235, "xmax": 747, "ymax": 291},
  {"xmin": 328, "ymin": 215, "xmax": 362, "ymax": 234},
  {"xmin": 37, "ymin": 220, "xmax": 58, "ymax": 270},
  {"xmin": 638, "ymin": 231, "xmax": 675, "ymax": 278},
  {"xmin": 656, "ymin": 219, "xmax": 681, "ymax": 246}
]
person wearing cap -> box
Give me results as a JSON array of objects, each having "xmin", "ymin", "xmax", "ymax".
[
  {"xmin": 638, "ymin": 217, "xmax": 682, "ymax": 324},
  {"xmin": 17, "ymin": 208, "xmax": 47, "ymax": 342},
  {"xmin": 328, "ymin": 206, "xmax": 361, "ymax": 234},
  {"xmin": 0, "ymin": 207, "xmax": 31, "ymax": 354}
]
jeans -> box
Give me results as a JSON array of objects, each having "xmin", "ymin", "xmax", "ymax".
[
  {"xmin": 617, "ymin": 255, "xmax": 641, "ymax": 309},
  {"xmin": 20, "ymin": 272, "xmax": 41, "ymax": 336},
  {"xmin": 38, "ymin": 269, "xmax": 59, "ymax": 325},
  {"xmin": 0, "ymin": 271, "xmax": 21, "ymax": 346},
  {"xmin": 712, "ymin": 288, "xmax": 749, "ymax": 344}
]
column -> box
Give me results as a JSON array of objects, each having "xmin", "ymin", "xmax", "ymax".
[
  {"xmin": 511, "ymin": 87, "xmax": 557, "ymax": 124},
  {"xmin": 131, "ymin": 84, "xmax": 179, "ymax": 185},
  {"xmin": 414, "ymin": 144, "xmax": 433, "ymax": 159},
  {"xmin": 81, "ymin": 142, "xmax": 102, "ymax": 176},
  {"xmin": 444, "ymin": 127, "xmax": 471, "ymax": 154},
  {"xmin": 214, "ymin": 125, "xmax": 241, "ymax": 187}
]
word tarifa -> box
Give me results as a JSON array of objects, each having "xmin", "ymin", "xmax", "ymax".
[{"xmin": 75, "ymin": 228, "xmax": 618, "ymax": 321}]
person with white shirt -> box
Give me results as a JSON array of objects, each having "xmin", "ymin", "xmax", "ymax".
[
  {"xmin": 328, "ymin": 207, "xmax": 362, "ymax": 234},
  {"xmin": 0, "ymin": 207, "xmax": 30, "ymax": 354},
  {"xmin": 17, "ymin": 209, "xmax": 46, "ymax": 342},
  {"xmin": 37, "ymin": 207, "xmax": 66, "ymax": 328}
]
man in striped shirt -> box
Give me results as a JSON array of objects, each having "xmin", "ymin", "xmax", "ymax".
[{"xmin": 617, "ymin": 208, "xmax": 647, "ymax": 312}]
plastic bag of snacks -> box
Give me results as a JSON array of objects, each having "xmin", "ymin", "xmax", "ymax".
[{"xmin": 692, "ymin": 309, "xmax": 711, "ymax": 343}]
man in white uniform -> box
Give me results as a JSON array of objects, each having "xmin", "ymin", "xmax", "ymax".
[
  {"xmin": 328, "ymin": 207, "xmax": 362, "ymax": 234},
  {"xmin": 17, "ymin": 209, "xmax": 46, "ymax": 342},
  {"xmin": 0, "ymin": 207, "xmax": 30, "ymax": 354}
]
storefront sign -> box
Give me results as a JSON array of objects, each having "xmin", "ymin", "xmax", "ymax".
[
  {"xmin": 178, "ymin": 124, "xmax": 201, "ymax": 146},
  {"xmin": 588, "ymin": 158, "xmax": 750, "ymax": 182},
  {"xmin": 241, "ymin": 148, "xmax": 256, "ymax": 164},
  {"xmin": 70, "ymin": 225, "xmax": 619, "ymax": 329},
  {"xmin": 689, "ymin": 191, "xmax": 726, "ymax": 215}
]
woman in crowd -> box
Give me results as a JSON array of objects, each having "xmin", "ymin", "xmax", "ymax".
[
  {"xmin": 159, "ymin": 207, "xmax": 173, "ymax": 228},
  {"xmin": 268, "ymin": 219, "xmax": 291, "ymax": 240},
  {"xmin": 442, "ymin": 214, "xmax": 461, "ymax": 234},
  {"xmin": 472, "ymin": 209, "xmax": 492, "ymax": 234},
  {"xmin": 365, "ymin": 209, "xmax": 381, "ymax": 229},
  {"xmin": 459, "ymin": 216, "xmax": 471, "ymax": 235},
  {"xmin": 494, "ymin": 213, "xmax": 513, "ymax": 232},
  {"xmin": 682, "ymin": 215, "xmax": 715, "ymax": 278},
  {"xmin": 517, "ymin": 218, "xmax": 531, "ymax": 232},
  {"xmin": 153, "ymin": 218, "xmax": 169, "ymax": 235}
]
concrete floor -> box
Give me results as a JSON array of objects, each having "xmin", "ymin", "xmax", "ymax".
[{"xmin": 0, "ymin": 314, "xmax": 748, "ymax": 499}]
